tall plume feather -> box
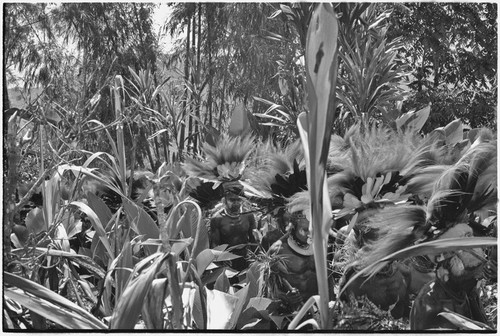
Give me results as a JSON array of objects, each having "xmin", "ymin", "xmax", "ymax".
[{"xmin": 354, "ymin": 205, "xmax": 428, "ymax": 271}]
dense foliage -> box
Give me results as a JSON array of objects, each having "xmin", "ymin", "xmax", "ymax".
[{"xmin": 3, "ymin": 2, "xmax": 496, "ymax": 331}]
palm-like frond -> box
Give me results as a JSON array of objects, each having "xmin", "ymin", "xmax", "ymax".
[
  {"xmin": 183, "ymin": 134, "xmax": 256, "ymax": 182},
  {"xmin": 427, "ymin": 140, "xmax": 497, "ymax": 227},
  {"xmin": 247, "ymin": 139, "xmax": 307, "ymax": 213}
]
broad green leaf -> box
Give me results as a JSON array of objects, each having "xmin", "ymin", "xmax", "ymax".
[
  {"xmin": 227, "ymin": 285, "xmax": 250, "ymax": 329},
  {"xmin": 195, "ymin": 249, "xmax": 216, "ymax": 276},
  {"xmin": 443, "ymin": 119, "xmax": 463, "ymax": 144},
  {"xmin": 205, "ymin": 289, "xmax": 239, "ymax": 329},
  {"xmin": 4, "ymin": 273, "xmax": 106, "ymax": 329},
  {"xmin": 246, "ymin": 297, "xmax": 273, "ymax": 311},
  {"xmin": 214, "ymin": 271, "xmax": 230, "ymax": 293},
  {"xmin": 85, "ymin": 191, "xmax": 113, "ymax": 230},
  {"xmin": 123, "ymin": 198, "xmax": 159, "ymax": 255}
]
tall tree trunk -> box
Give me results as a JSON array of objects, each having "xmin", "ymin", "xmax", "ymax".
[
  {"xmin": 179, "ymin": 17, "xmax": 191, "ymax": 161},
  {"xmin": 206, "ymin": 4, "xmax": 214, "ymax": 127},
  {"xmin": 187, "ymin": 13, "xmax": 197, "ymax": 155},
  {"xmin": 193, "ymin": 3, "xmax": 202, "ymax": 153}
]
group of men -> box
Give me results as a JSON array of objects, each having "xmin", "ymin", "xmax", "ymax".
[
  {"xmin": 208, "ymin": 183, "xmax": 319, "ymax": 310},
  {"xmin": 207, "ymin": 181, "xmax": 496, "ymax": 329}
]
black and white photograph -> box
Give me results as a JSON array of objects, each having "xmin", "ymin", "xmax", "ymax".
[{"xmin": 2, "ymin": 2, "xmax": 497, "ymax": 331}]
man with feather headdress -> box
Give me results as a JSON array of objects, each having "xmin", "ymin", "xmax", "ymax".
[
  {"xmin": 267, "ymin": 194, "xmax": 318, "ymax": 312},
  {"xmin": 352, "ymin": 134, "xmax": 497, "ymax": 329},
  {"xmin": 209, "ymin": 181, "xmax": 257, "ymax": 271},
  {"xmin": 183, "ymin": 133, "xmax": 259, "ymax": 272}
]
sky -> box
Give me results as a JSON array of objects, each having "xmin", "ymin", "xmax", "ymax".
[{"xmin": 152, "ymin": 3, "xmax": 176, "ymax": 53}]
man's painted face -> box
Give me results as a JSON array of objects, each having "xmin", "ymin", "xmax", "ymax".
[
  {"xmin": 293, "ymin": 214, "xmax": 311, "ymax": 245},
  {"xmin": 225, "ymin": 194, "xmax": 242, "ymax": 214}
]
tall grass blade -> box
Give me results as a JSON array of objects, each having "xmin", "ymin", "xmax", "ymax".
[
  {"xmin": 110, "ymin": 253, "xmax": 168, "ymax": 329},
  {"xmin": 4, "ymin": 273, "xmax": 106, "ymax": 329}
]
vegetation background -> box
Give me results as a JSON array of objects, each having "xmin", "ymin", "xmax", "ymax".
[{"xmin": 3, "ymin": 2, "xmax": 497, "ymax": 330}]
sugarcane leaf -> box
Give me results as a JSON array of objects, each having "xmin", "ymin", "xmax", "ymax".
[
  {"xmin": 70, "ymin": 201, "xmax": 114, "ymax": 259},
  {"xmin": 115, "ymin": 240, "xmax": 133, "ymax": 302},
  {"xmin": 4, "ymin": 272, "xmax": 106, "ymax": 329},
  {"xmin": 34, "ymin": 248, "xmax": 105, "ymax": 279},
  {"xmin": 5, "ymin": 289, "xmax": 97, "ymax": 330},
  {"xmin": 85, "ymin": 191, "xmax": 113, "ymax": 230}
]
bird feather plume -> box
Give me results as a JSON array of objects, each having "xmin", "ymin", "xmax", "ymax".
[
  {"xmin": 353, "ymin": 205, "xmax": 428, "ymax": 271},
  {"xmin": 183, "ymin": 134, "xmax": 255, "ymax": 182}
]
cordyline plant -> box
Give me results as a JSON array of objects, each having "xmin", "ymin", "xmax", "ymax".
[{"xmin": 291, "ymin": 3, "xmax": 339, "ymax": 330}]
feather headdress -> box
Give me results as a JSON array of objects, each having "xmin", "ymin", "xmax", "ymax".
[
  {"xmin": 356, "ymin": 138, "xmax": 497, "ymax": 271},
  {"xmin": 328, "ymin": 122, "xmax": 426, "ymax": 222},
  {"xmin": 182, "ymin": 133, "xmax": 256, "ymax": 208},
  {"xmin": 247, "ymin": 139, "xmax": 308, "ymax": 217}
]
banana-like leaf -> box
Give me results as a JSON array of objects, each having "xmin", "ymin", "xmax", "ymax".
[
  {"xmin": 340, "ymin": 237, "xmax": 497, "ymax": 298},
  {"xmin": 205, "ymin": 289, "xmax": 239, "ymax": 329},
  {"xmin": 4, "ymin": 272, "xmax": 106, "ymax": 329},
  {"xmin": 33, "ymin": 247, "xmax": 105, "ymax": 278},
  {"xmin": 214, "ymin": 271, "xmax": 230, "ymax": 293},
  {"xmin": 444, "ymin": 119, "xmax": 463, "ymax": 144},
  {"xmin": 396, "ymin": 105, "xmax": 431, "ymax": 133},
  {"xmin": 227, "ymin": 284, "xmax": 250, "ymax": 330}
]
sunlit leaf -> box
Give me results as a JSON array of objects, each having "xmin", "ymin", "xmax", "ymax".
[
  {"xmin": 110, "ymin": 253, "xmax": 168, "ymax": 329},
  {"xmin": 4, "ymin": 272, "xmax": 106, "ymax": 329},
  {"xmin": 205, "ymin": 289, "xmax": 239, "ymax": 329},
  {"xmin": 439, "ymin": 309, "xmax": 493, "ymax": 330}
]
